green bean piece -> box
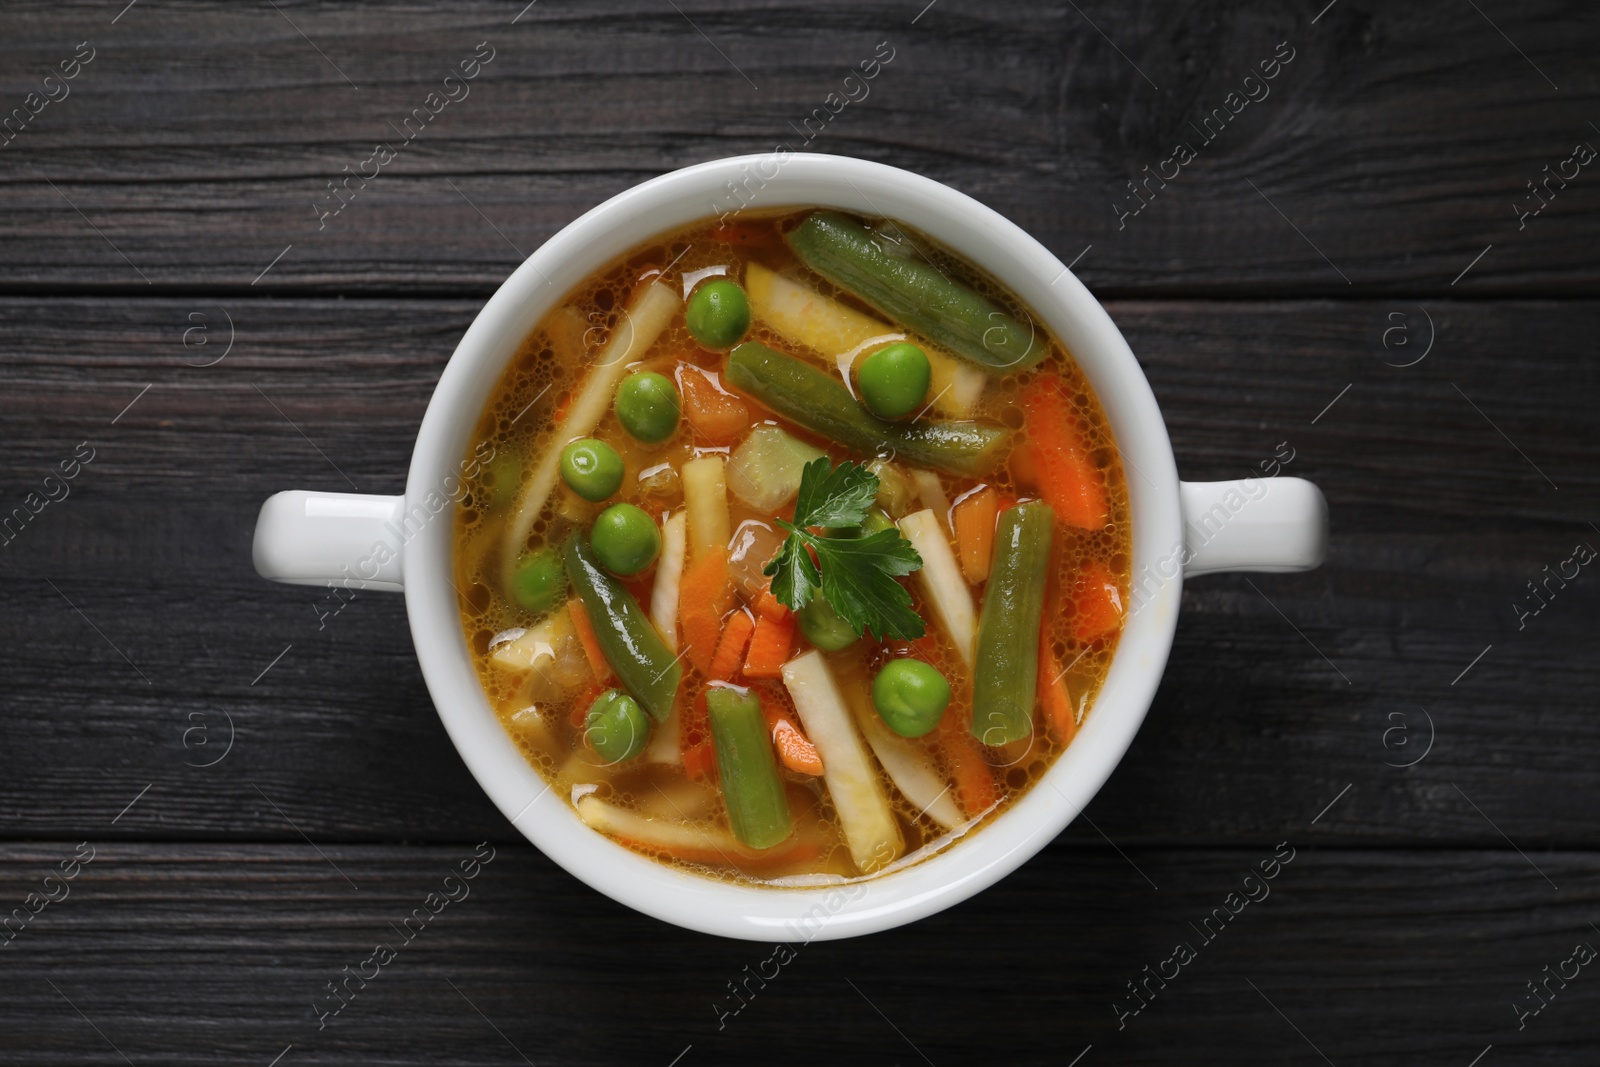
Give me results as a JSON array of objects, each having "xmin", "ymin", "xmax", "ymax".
[
  {"xmin": 706, "ymin": 684, "xmax": 793, "ymax": 850},
  {"xmin": 785, "ymin": 211, "xmax": 1044, "ymax": 373},
  {"xmin": 563, "ymin": 534, "xmax": 681, "ymax": 722},
  {"xmin": 509, "ymin": 547, "xmax": 566, "ymax": 615},
  {"xmin": 724, "ymin": 342, "xmax": 1009, "ymax": 477},
  {"xmin": 971, "ymin": 501, "xmax": 1055, "ymax": 746}
]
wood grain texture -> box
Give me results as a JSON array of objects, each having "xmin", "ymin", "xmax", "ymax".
[
  {"xmin": 0, "ymin": 297, "xmax": 1593, "ymax": 845},
  {"xmin": 0, "ymin": 843, "xmax": 1595, "ymax": 1065},
  {"xmin": 0, "ymin": 1, "xmax": 1595, "ymax": 294}
]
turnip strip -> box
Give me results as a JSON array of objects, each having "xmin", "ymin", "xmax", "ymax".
[
  {"xmin": 781, "ymin": 650, "xmax": 903, "ymax": 872},
  {"xmin": 843, "ymin": 677, "xmax": 963, "ymax": 830},
  {"xmin": 912, "ymin": 469, "xmax": 953, "ymax": 533},
  {"xmin": 577, "ymin": 794, "xmax": 745, "ymax": 855},
  {"xmin": 681, "ymin": 455, "xmax": 730, "ymax": 558},
  {"xmin": 650, "ymin": 510, "xmax": 688, "ymax": 652},
  {"xmin": 505, "ymin": 280, "xmax": 679, "ymax": 559},
  {"xmin": 644, "ymin": 704, "xmax": 681, "ymax": 765},
  {"xmin": 745, "ymin": 262, "xmax": 983, "ymax": 418},
  {"xmin": 898, "ymin": 508, "xmax": 976, "ymax": 666}
]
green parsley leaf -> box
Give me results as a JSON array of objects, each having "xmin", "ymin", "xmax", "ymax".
[{"xmin": 763, "ymin": 459, "xmax": 926, "ymax": 640}]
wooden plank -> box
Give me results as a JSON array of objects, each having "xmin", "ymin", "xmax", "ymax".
[
  {"xmin": 0, "ymin": 2, "xmax": 1594, "ymax": 294},
  {"xmin": 0, "ymin": 296, "xmax": 1594, "ymax": 847},
  {"xmin": 0, "ymin": 842, "xmax": 1594, "ymax": 1064}
]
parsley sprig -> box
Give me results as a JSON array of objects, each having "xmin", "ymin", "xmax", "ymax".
[{"xmin": 763, "ymin": 458, "xmax": 925, "ymax": 641}]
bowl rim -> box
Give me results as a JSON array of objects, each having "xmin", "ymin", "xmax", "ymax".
[{"xmin": 403, "ymin": 153, "xmax": 1183, "ymax": 941}]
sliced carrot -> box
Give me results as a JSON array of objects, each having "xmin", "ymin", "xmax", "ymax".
[
  {"xmin": 708, "ymin": 608, "xmax": 757, "ymax": 682},
  {"xmin": 566, "ymin": 599, "xmax": 612, "ymax": 681},
  {"xmin": 677, "ymin": 364, "xmax": 751, "ymax": 445},
  {"xmin": 764, "ymin": 706, "xmax": 824, "ymax": 776},
  {"xmin": 937, "ymin": 721, "xmax": 999, "ymax": 819},
  {"xmin": 682, "ymin": 738, "xmax": 717, "ymax": 782},
  {"xmin": 1038, "ymin": 629, "xmax": 1078, "ymax": 745},
  {"xmin": 1071, "ymin": 559, "xmax": 1124, "ymax": 643},
  {"xmin": 754, "ymin": 588, "xmax": 789, "ymax": 622},
  {"xmin": 742, "ymin": 610, "xmax": 795, "ymax": 679},
  {"xmin": 1021, "ymin": 375, "xmax": 1109, "ymax": 531},
  {"xmin": 952, "ymin": 486, "xmax": 999, "ymax": 584},
  {"xmin": 678, "ymin": 547, "xmax": 733, "ymax": 674}
]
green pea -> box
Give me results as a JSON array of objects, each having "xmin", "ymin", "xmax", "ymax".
[
  {"xmin": 560, "ymin": 438, "xmax": 623, "ymax": 502},
  {"xmin": 590, "ymin": 503, "xmax": 660, "ymax": 576},
  {"xmin": 616, "ymin": 371, "xmax": 681, "ymax": 444},
  {"xmin": 685, "ymin": 278, "xmax": 751, "ymax": 349},
  {"xmin": 584, "ymin": 689, "xmax": 650, "ymax": 763},
  {"xmin": 872, "ymin": 658, "xmax": 951, "ymax": 738},
  {"xmin": 798, "ymin": 594, "xmax": 858, "ymax": 652},
  {"xmin": 857, "ymin": 342, "xmax": 931, "ymax": 420},
  {"xmin": 509, "ymin": 547, "xmax": 565, "ymax": 614}
]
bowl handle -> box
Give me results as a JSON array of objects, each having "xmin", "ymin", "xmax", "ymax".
[
  {"xmin": 1179, "ymin": 478, "xmax": 1327, "ymax": 577},
  {"xmin": 252, "ymin": 491, "xmax": 407, "ymax": 592}
]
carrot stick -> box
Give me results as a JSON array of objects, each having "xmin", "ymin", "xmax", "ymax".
[
  {"xmin": 1071, "ymin": 559, "xmax": 1124, "ymax": 643},
  {"xmin": 764, "ymin": 706, "xmax": 824, "ymax": 776},
  {"xmin": 677, "ymin": 365, "xmax": 751, "ymax": 445},
  {"xmin": 566, "ymin": 599, "xmax": 612, "ymax": 681},
  {"xmin": 1038, "ymin": 629, "xmax": 1078, "ymax": 745},
  {"xmin": 742, "ymin": 611, "xmax": 795, "ymax": 679},
  {"xmin": 682, "ymin": 738, "xmax": 718, "ymax": 782},
  {"xmin": 678, "ymin": 548, "xmax": 733, "ymax": 674},
  {"xmin": 937, "ymin": 715, "xmax": 998, "ymax": 818},
  {"xmin": 708, "ymin": 608, "xmax": 757, "ymax": 682},
  {"xmin": 754, "ymin": 588, "xmax": 789, "ymax": 622},
  {"xmin": 952, "ymin": 485, "xmax": 999, "ymax": 584},
  {"xmin": 1021, "ymin": 376, "xmax": 1109, "ymax": 531}
]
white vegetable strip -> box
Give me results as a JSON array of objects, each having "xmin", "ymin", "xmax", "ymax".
[
  {"xmin": 487, "ymin": 613, "xmax": 567, "ymax": 674},
  {"xmin": 681, "ymin": 455, "xmax": 730, "ymax": 558},
  {"xmin": 898, "ymin": 508, "xmax": 976, "ymax": 666},
  {"xmin": 644, "ymin": 704, "xmax": 682, "ymax": 765},
  {"xmin": 912, "ymin": 469, "xmax": 953, "ymax": 533},
  {"xmin": 505, "ymin": 281, "xmax": 679, "ymax": 558},
  {"xmin": 745, "ymin": 262, "xmax": 984, "ymax": 418},
  {"xmin": 781, "ymin": 650, "xmax": 903, "ymax": 872},
  {"xmin": 577, "ymin": 794, "xmax": 745, "ymax": 854},
  {"xmin": 843, "ymin": 678, "xmax": 963, "ymax": 830},
  {"xmin": 650, "ymin": 511, "xmax": 688, "ymax": 652}
]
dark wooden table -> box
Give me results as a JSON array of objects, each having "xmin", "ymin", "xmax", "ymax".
[{"xmin": 2, "ymin": 2, "xmax": 1597, "ymax": 1063}]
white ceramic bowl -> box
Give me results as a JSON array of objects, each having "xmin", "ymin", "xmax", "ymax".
[{"xmin": 252, "ymin": 154, "xmax": 1325, "ymax": 941}]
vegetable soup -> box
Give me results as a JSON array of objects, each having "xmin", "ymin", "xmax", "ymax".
[{"xmin": 453, "ymin": 209, "xmax": 1130, "ymax": 885}]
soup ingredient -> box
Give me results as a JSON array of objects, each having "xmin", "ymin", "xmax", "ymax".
[
  {"xmin": 681, "ymin": 455, "xmax": 730, "ymax": 558},
  {"xmin": 724, "ymin": 342, "xmax": 1010, "ymax": 477},
  {"xmin": 565, "ymin": 599, "xmax": 612, "ymax": 681},
  {"xmin": 767, "ymin": 712, "xmax": 824, "ymax": 776},
  {"xmin": 1021, "ymin": 375, "xmax": 1110, "ymax": 531},
  {"xmin": 1039, "ymin": 633, "xmax": 1078, "ymax": 745},
  {"xmin": 936, "ymin": 719, "xmax": 1000, "ymax": 818},
  {"xmin": 591, "ymin": 503, "xmax": 661, "ymax": 576},
  {"xmin": 844, "ymin": 680, "xmax": 962, "ymax": 830},
  {"xmin": 616, "ymin": 371, "xmax": 681, "ymax": 444},
  {"xmin": 912, "ymin": 469, "xmax": 952, "ymax": 534},
  {"xmin": 786, "ymin": 211, "xmax": 1043, "ymax": 373},
  {"xmin": 649, "ymin": 512, "xmax": 687, "ymax": 652},
  {"xmin": 1071, "ymin": 559, "xmax": 1124, "ymax": 642},
  {"xmin": 726, "ymin": 425, "xmax": 827, "ymax": 513},
  {"xmin": 560, "ymin": 438, "xmax": 624, "ymax": 502},
  {"xmin": 708, "ymin": 608, "xmax": 756, "ymax": 682},
  {"xmin": 509, "ymin": 547, "xmax": 566, "ymax": 615},
  {"xmin": 971, "ymin": 501, "xmax": 1054, "ymax": 746},
  {"xmin": 678, "ymin": 548, "xmax": 733, "ymax": 675},
  {"xmin": 871, "ymin": 659, "xmax": 951, "ymax": 738},
  {"xmin": 857, "ymin": 341, "xmax": 931, "ymax": 419},
  {"xmin": 782, "ymin": 650, "xmax": 904, "ymax": 872},
  {"xmin": 707, "ymin": 684, "xmax": 793, "ymax": 849},
  {"xmin": 741, "ymin": 609, "xmax": 795, "ymax": 679},
  {"xmin": 951, "ymin": 486, "xmax": 999, "ymax": 584},
  {"xmin": 677, "ymin": 365, "xmax": 751, "ymax": 445},
  {"xmin": 743, "ymin": 261, "xmax": 983, "ymax": 418},
  {"xmin": 897, "ymin": 509, "xmax": 977, "ymax": 665},
  {"xmin": 506, "ymin": 281, "xmax": 679, "ymax": 555},
  {"xmin": 797, "ymin": 593, "xmax": 857, "ymax": 652},
  {"xmin": 564, "ymin": 533, "xmax": 682, "ymax": 722},
  {"xmin": 764, "ymin": 458, "xmax": 925, "ymax": 641},
  {"xmin": 727, "ymin": 520, "xmax": 784, "ymax": 602},
  {"xmin": 868, "ymin": 459, "xmax": 917, "ymax": 517},
  {"xmin": 576, "ymin": 794, "xmax": 748, "ymax": 859},
  {"xmin": 584, "ymin": 689, "xmax": 651, "ymax": 762},
  {"xmin": 685, "ymin": 278, "xmax": 751, "ymax": 349}
]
